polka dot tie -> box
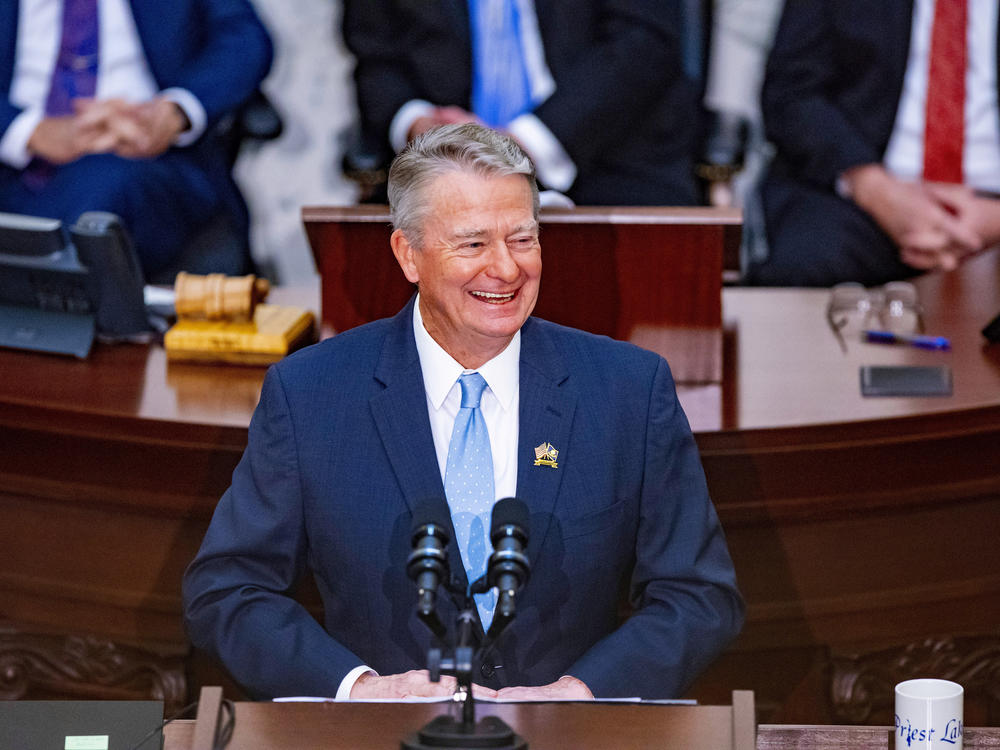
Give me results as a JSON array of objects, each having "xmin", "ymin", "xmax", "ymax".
[{"xmin": 445, "ymin": 373, "xmax": 497, "ymax": 630}]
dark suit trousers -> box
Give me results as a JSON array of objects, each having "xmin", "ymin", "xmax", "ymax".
[{"xmin": 747, "ymin": 172, "xmax": 919, "ymax": 287}]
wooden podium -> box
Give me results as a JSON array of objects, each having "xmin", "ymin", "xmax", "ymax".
[
  {"xmin": 303, "ymin": 205, "xmax": 740, "ymax": 383},
  {"xmin": 168, "ymin": 687, "xmax": 756, "ymax": 750}
]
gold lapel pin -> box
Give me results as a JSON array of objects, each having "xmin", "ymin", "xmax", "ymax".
[{"xmin": 533, "ymin": 441, "xmax": 559, "ymax": 468}]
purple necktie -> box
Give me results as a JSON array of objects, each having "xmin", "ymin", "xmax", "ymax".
[
  {"xmin": 24, "ymin": 0, "xmax": 99, "ymax": 190},
  {"xmin": 46, "ymin": 0, "xmax": 100, "ymax": 115}
]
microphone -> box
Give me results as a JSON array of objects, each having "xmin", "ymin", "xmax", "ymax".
[
  {"xmin": 407, "ymin": 500, "xmax": 451, "ymax": 638},
  {"xmin": 486, "ymin": 497, "xmax": 530, "ymax": 639}
]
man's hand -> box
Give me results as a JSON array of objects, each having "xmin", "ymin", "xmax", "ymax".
[
  {"xmin": 26, "ymin": 106, "xmax": 119, "ymax": 164},
  {"xmin": 76, "ymin": 97, "xmax": 188, "ymax": 159},
  {"xmin": 27, "ymin": 96, "xmax": 189, "ymax": 165},
  {"xmin": 349, "ymin": 669, "xmax": 498, "ymax": 700},
  {"xmin": 842, "ymin": 164, "xmax": 983, "ymax": 271},
  {"xmin": 407, "ymin": 106, "xmax": 480, "ymax": 141},
  {"xmin": 494, "ymin": 675, "xmax": 594, "ymax": 702},
  {"xmin": 924, "ymin": 182, "xmax": 1000, "ymax": 250}
]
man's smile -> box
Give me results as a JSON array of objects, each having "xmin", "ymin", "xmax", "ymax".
[{"xmin": 470, "ymin": 289, "xmax": 518, "ymax": 304}]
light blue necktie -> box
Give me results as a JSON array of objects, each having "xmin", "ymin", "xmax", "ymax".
[
  {"xmin": 444, "ymin": 372, "xmax": 497, "ymax": 629},
  {"xmin": 468, "ymin": 0, "xmax": 534, "ymax": 127}
]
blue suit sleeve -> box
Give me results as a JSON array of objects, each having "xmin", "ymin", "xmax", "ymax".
[
  {"xmin": 182, "ymin": 365, "xmax": 364, "ymax": 698},
  {"xmin": 531, "ymin": 0, "xmax": 689, "ymax": 168},
  {"xmin": 566, "ymin": 358, "xmax": 745, "ymax": 697}
]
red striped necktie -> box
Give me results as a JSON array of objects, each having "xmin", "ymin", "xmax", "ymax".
[{"xmin": 923, "ymin": 0, "xmax": 968, "ymax": 184}]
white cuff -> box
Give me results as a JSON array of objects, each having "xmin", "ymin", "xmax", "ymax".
[
  {"xmin": 160, "ymin": 87, "xmax": 207, "ymax": 147},
  {"xmin": 390, "ymin": 100, "xmax": 436, "ymax": 154},
  {"xmin": 336, "ymin": 665, "xmax": 378, "ymax": 700},
  {"xmin": 835, "ymin": 173, "xmax": 853, "ymax": 200},
  {"xmin": 0, "ymin": 107, "xmax": 45, "ymax": 169},
  {"xmin": 507, "ymin": 113, "xmax": 576, "ymax": 192}
]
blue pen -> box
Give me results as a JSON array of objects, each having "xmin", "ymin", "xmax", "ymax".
[{"xmin": 863, "ymin": 330, "xmax": 951, "ymax": 351}]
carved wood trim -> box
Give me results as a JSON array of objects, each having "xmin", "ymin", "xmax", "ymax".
[
  {"xmin": 829, "ymin": 635, "xmax": 1000, "ymax": 723},
  {"xmin": 0, "ymin": 626, "xmax": 186, "ymax": 715}
]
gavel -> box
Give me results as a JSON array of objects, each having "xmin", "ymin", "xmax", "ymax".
[{"xmin": 173, "ymin": 272, "xmax": 271, "ymax": 322}]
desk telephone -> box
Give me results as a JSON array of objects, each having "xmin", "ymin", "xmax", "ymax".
[{"xmin": 0, "ymin": 211, "xmax": 150, "ymax": 357}]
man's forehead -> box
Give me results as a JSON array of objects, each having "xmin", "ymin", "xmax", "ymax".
[{"xmin": 418, "ymin": 171, "xmax": 537, "ymax": 234}]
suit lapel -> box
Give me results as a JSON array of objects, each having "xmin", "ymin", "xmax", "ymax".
[
  {"xmin": 888, "ymin": 0, "xmax": 915, "ymax": 90},
  {"xmin": 515, "ymin": 318, "xmax": 576, "ymax": 563},
  {"xmin": 1, "ymin": 0, "xmax": 19, "ymax": 90},
  {"xmin": 369, "ymin": 298, "xmax": 468, "ymax": 595},
  {"xmin": 126, "ymin": 0, "xmax": 168, "ymax": 86}
]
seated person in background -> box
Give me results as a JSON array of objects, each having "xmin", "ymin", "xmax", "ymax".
[
  {"xmin": 751, "ymin": 0, "xmax": 1000, "ymax": 287},
  {"xmin": 341, "ymin": 0, "xmax": 701, "ymax": 206},
  {"xmin": 0, "ymin": 0, "xmax": 273, "ymax": 280},
  {"xmin": 183, "ymin": 123, "xmax": 743, "ymax": 700}
]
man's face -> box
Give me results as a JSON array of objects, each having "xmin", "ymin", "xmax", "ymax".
[{"xmin": 391, "ymin": 170, "xmax": 541, "ymax": 368}]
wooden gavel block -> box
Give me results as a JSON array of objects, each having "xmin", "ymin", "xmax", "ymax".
[{"xmin": 174, "ymin": 272, "xmax": 271, "ymax": 322}]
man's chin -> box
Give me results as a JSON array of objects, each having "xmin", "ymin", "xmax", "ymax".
[
  {"xmin": 475, "ymin": 305, "xmax": 532, "ymax": 332},
  {"xmin": 469, "ymin": 314, "xmax": 529, "ymax": 344}
]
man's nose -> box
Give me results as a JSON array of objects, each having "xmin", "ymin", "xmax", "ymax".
[{"xmin": 485, "ymin": 241, "xmax": 520, "ymax": 280}]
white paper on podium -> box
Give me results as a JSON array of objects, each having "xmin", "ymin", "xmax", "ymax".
[{"xmin": 273, "ymin": 696, "xmax": 698, "ymax": 705}]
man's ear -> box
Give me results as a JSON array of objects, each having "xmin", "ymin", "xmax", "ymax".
[{"xmin": 391, "ymin": 228, "xmax": 420, "ymax": 285}]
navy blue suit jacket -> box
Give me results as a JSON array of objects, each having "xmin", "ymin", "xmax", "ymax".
[
  {"xmin": 342, "ymin": 0, "xmax": 699, "ymax": 205},
  {"xmin": 183, "ymin": 299, "xmax": 744, "ymax": 699}
]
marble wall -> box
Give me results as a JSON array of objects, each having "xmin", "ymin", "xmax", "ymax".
[{"xmin": 234, "ymin": 0, "xmax": 360, "ymax": 284}]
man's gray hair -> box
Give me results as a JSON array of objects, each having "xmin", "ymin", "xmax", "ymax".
[{"xmin": 387, "ymin": 123, "xmax": 540, "ymax": 248}]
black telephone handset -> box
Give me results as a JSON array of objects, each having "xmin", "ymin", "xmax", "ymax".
[{"xmin": 70, "ymin": 211, "xmax": 150, "ymax": 338}]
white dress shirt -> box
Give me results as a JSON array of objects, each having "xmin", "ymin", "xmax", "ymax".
[
  {"xmin": 884, "ymin": 0, "xmax": 1000, "ymax": 191},
  {"xmin": 0, "ymin": 0, "xmax": 207, "ymax": 169},
  {"xmin": 335, "ymin": 296, "xmax": 521, "ymax": 699},
  {"xmin": 388, "ymin": 0, "xmax": 576, "ymax": 192},
  {"xmin": 412, "ymin": 296, "xmax": 520, "ymax": 500}
]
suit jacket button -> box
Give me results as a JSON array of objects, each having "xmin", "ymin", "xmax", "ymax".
[{"xmin": 480, "ymin": 662, "xmax": 495, "ymax": 679}]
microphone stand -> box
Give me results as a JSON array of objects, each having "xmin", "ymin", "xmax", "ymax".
[{"xmin": 402, "ymin": 583, "xmax": 526, "ymax": 750}]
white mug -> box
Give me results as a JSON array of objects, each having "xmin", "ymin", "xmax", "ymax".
[{"xmin": 895, "ymin": 678, "xmax": 964, "ymax": 749}]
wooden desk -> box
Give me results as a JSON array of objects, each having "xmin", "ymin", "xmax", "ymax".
[
  {"xmin": 159, "ymin": 711, "xmax": 1000, "ymax": 750},
  {"xmin": 687, "ymin": 250, "xmax": 1000, "ymax": 723},
  {"xmin": 303, "ymin": 205, "xmax": 741, "ymax": 383},
  {"xmin": 163, "ymin": 700, "xmax": 747, "ymax": 750},
  {"xmin": 1, "ymin": 256, "xmax": 998, "ymax": 721}
]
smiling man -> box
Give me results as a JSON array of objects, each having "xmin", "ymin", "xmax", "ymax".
[{"xmin": 183, "ymin": 124, "xmax": 743, "ymax": 701}]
